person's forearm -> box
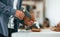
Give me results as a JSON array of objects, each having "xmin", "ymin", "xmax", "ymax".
[
  {"xmin": 31, "ymin": 28, "xmax": 41, "ymax": 32},
  {"xmin": 0, "ymin": 1, "xmax": 16, "ymax": 16}
]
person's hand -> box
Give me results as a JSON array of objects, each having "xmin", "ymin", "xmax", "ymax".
[
  {"xmin": 15, "ymin": 10, "xmax": 25, "ymax": 20},
  {"xmin": 31, "ymin": 28, "xmax": 41, "ymax": 32},
  {"xmin": 24, "ymin": 16, "xmax": 34, "ymax": 26},
  {"xmin": 27, "ymin": 20, "xmax": 34, "ymax": 26}
]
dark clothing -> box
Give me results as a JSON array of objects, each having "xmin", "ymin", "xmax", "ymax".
[
  {"xmin": 25, "ymin": 24, "xmax": 43, "ymax": 30},
  {"xmin": 8, "ymin": 28, "xmax": 16, "ymax": 37},
  {"xmin": 0, "ymin": 0, "xmax": 23, "ymax": 37},
  {"xmin": 0, "ymin": 33, "xmax": 7, "ymax": 37},
  {"xmin": 31, "ymin": 23, "xmax": 43, "ymax": 29},
  {"xmin": 8, "ymin": 20, "xmax": 24, "ymax": 37},
  {"xmin": 0, "ymin": 0, "xmax": 16, "ymax": 36}
]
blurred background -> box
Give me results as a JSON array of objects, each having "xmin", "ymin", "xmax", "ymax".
[
  {"xmin": 21, "ymin": 0, "xmax": 60, "ymax": 27},
  {"xmin": 11, "ymin": 0, "xmax": 60, "ymax": 37},
  {"xmin": 8, "ymin": 0, "xmax": 60, "ymax": 31}
]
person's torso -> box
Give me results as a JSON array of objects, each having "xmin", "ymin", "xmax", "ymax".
[
  {"xmin": 0, "ymin": 0, "xmax": 14, "ymax": 36},
  {"xmin": 0, "ymin": 0, "xmax": 14, "ymax": 7}
]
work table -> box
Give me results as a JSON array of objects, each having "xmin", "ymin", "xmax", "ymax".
[{"xmin": 12, "ymin": 29, "xmax": 60, "ymax": 37}]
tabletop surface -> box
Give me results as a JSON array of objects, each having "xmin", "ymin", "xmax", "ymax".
[{"xmin": 12, "ymin": 29, "xmax": 60, "ymax": 37}]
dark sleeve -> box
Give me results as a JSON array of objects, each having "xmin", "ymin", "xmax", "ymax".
[
  {"xmin": 31, "ymin": 24, "xmax": 38, "ymax": 29},
  {"xmin": 19, "ymin": 20, "xmax": 25, "ymax": 29},
  {"xmin": 0, "ymin": 1, "xmax": 16, "ymax": 16},
  {"xmin": 39, "ymin": 24, "xmax": 43, "ymax": 28}
]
